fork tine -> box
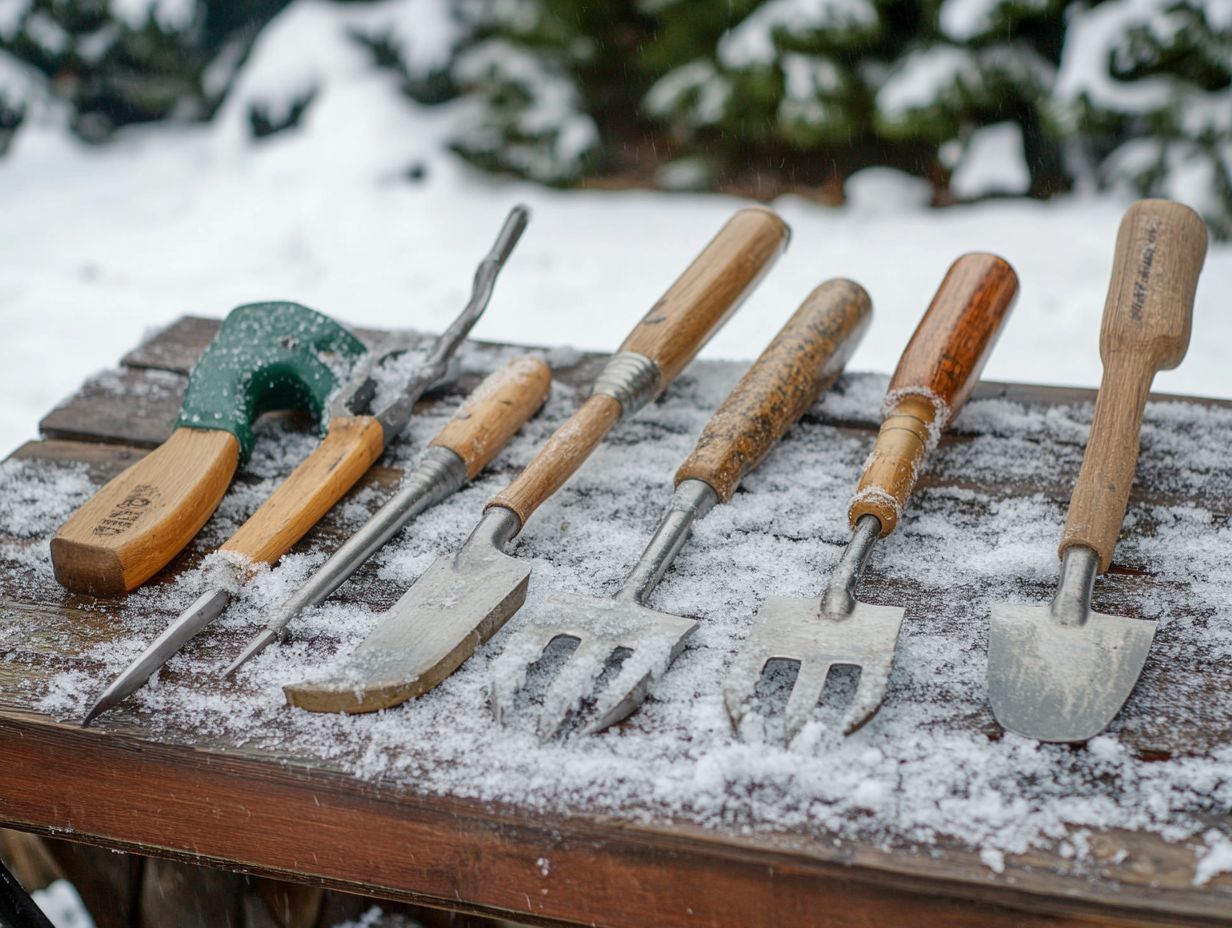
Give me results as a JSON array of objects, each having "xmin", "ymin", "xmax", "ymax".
[
  {"xmin": 490, "ymin": 624, "xmax": 567, "ymax": 724},
  {"xmin": 583, "ymin": 645, "xmax": 662, "ymax": 734},
  {"xmin": 723, "ymin": 648, "xmax": 771, "ymax": 732},
  {"xmin": 841, "ymin": 655, "xmax": 894, "ymax": 735},
  {"xmin": 782, "ymin": 658, "xmax": 834, "ymax": 744},
  {"xmin": 537, "ymin": 638, "xmax": 609, "ymax": 739}
]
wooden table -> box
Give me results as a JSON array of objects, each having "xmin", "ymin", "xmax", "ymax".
[{"xmin": 2, "ymin": 317, "xmax": 1230, "ymax": 928}]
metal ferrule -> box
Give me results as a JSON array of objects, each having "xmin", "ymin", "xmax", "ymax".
[
  {"xmin": 820, "ymin": 514, "xmax": 882, "ymax": 618},
  {"xmin": 590, "ymin": 352, "xmax": 660, "ymax": 417},
  {"xmin": 1049, "ymin": 545, "xmax": 1098, "ymax": 627},
  {"xmin": 267, "ymin": 446, "xmax": 468, "ymax": 633},
  {"xmin": 464, "ymin": 504, "xmax": 523, "ymax": 554},
  {"xmin": 616, "ymin": 478, "xmax": 718, "ymax": 606}
]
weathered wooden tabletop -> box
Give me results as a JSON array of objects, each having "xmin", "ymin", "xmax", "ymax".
[{"xmin": 2, "ymin": 317, "xmax": 1231, "ymax": 928}]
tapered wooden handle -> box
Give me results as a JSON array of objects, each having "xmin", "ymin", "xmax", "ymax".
[
  {"xmin": 675, "ymin": 279, "xmax": 872, "ymax": 502},
  {"xmin": 486, "ymin": 208, "xmax": 788, "ymax": 530},
  {"xmin": 220, "ymin": 415, "xmax": 386, "ymax": 567},
  {"xmin": 1060, "ymin": 199, "xmax": 1207, "ymax": 571},
  {"xmin": 429, "ymin": 357, "xmax": 553, "ymax": 479},
  {"xmin": 620, "ymin": 207, "xmax": 790, "ymax": 396},
  {"xmin": 849, "ymin": 253, "xmax": 1018, "ymax": 535},
  {"xmin": 50, "ymin": 427, "xmax": 241, "ymax": 595}
]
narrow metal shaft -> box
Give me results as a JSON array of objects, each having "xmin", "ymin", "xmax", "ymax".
[
  {"xmin": 223, "ymin": 446, "xmax": 468, "ymax": 676},
  {"xmin": 820, "ymin": 514, "xmax": 882, "ymax": 618},
  {"xmin": 1049, "ymin": 544, "xmax": 1098, "ymax": 627},
  {"xmin": 83, "ymin": 588, "xmax": 231, "ymax": 725},
  {"xmin": 616, "ymin": 478, "xmax": 717, "ymax": 606}
]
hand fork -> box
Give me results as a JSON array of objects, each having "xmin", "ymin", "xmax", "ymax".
[
  {"xmin": 492, "ymin": 279, "xmax": 872, "ymax": 737},
  {"xmin": 725, "ymin": 253, "xmax": 1019, "ymax": 743}
]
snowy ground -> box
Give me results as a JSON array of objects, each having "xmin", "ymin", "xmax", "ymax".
[{"xmin": 2, "ymin": 0, "xmax": 1230, "ymax": 459}]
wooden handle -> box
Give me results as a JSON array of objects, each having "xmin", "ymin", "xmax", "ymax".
[
  {"xmin": 50, "ymin": 428, "xmax": 240, "ymax": 595},
  {"xmin": 220, "ymin": 415, "xmax": 385, "ymax": 567},
  {"xmin": 429, "ymin": 357, "xmax": 553, "ymax": 479},
  {"xmin": 849, "ymin": 253, "xmax": 1018, "ymax": 535},
  {"xmin": 620, "ymin": 207, "xmax": 789, "ymax": 396},
  {"xmin": 485, "ymin": 208, "xmax": 788, "ymax": 531},
  {"xmin": 675, "ymin": 279, "xmax": 872, "ymax": 502},
  {"xmin": 1060, "ymin": 199, "xmax": 1207, "ymax": 571},
  {"xmin": 485, "ymin": 395, "xmax": 622, "ymax": 529}
]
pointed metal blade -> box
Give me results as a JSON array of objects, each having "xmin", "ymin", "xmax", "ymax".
[
  {"xmin": 989, "ymin": 603, "xmax": 1157, "ymax": 743},
  {"xmin": 83, "ymin": 588, "xmax": 231, "ymax": 726},
  {"xmin": 284, "ymin": 513, "xmax": 528, "ymax": 714}
]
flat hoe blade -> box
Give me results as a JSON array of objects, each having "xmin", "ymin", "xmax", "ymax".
[
  {"xmin": 284, "ymin": 510, "xmax": 529, "ymax": 713},
  {"xmin": 989, "ymin": 600, "xmax": 1156, "ymax": 743}
]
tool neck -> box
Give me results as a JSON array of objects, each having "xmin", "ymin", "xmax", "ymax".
[
  {"xmin": 468, "ymin": 504, "xmax": 523, "ymax": 554},
  {"xmin": 820, "ymin": 514, "xmax": 881, "ymax": 618},
  {"xmin": 616, "ymin": 478, "xmax": 717, "ymax": 605},
  {"xmin": 1049, "ymin": 544, "xmax": 1097, "ymax": 627},
  {"xmin": 590, "ymin": 352, "xmax": 660, "ymax": 418}
]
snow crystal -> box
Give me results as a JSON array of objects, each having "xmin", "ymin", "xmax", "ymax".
[
  {"xmin": 876, "ymin": 45, "xmax": 974, "ymax": 118},
  {"xmin": 843, "ymin": 167, "xmax": 932, "ymax": 212},
  {"xmin": 718, "ymin": 0, "xmax": 879, "ymax": 68},
  {"xmin": 644, "ymin": 60, "xmax": 731, "ymax": 127},
  {"xmin": 1195, "ymin": 830, "xmax": 1232, "ymax": 886},
  {"xmin": 951, "ymin": 123, "xmax": 1031, "ymax": 198}
]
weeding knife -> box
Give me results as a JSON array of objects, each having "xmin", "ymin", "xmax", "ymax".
[
  {"xmin": 283, "ymin": 207, "xmax": 791, "ymax": 713},
  {"xmin": 223, "ymin": 355, "xmax": 553, "ymax": 675},
  {"xmin": 81, "ymin": 206, "xmax": 530, "ymax": 725}
]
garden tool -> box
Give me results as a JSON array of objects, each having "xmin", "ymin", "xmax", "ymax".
[
  {"xmin": 282, "ymin": 206, "xmax": 790, "ymax": 714},
  {"xmin": 492, "ymin": 279, "xmax": 872, "ymax": 738},
  {"xmin": 50, "ymin": 302, "xmax": 369, "ymax": 596},
  {"xmin": 81, "ymin": 206, "xmax": 530, "ymax": 725},
  {"xmin": 0, "ymin": 858, "xmax": 55, "ymax": 928},
  {"xmin": 725, "ymin": 253, "xmax": 1018, "ymax": 743},
  {"xmin": 989, "ymin": 199, "xmax": 1207, "ymax": 743},
  {"xmin": 222, "ymin": 355, "xmax": 553, "ymax": 677}
]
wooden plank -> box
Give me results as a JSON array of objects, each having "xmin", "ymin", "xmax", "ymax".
[
  {"xmin": 6, "ymin": 317, "xmax": 1232, "ymax": 928},
  {"xmin": 0, "ymin": 712, "xmax": 1210, "ymax": 928}
]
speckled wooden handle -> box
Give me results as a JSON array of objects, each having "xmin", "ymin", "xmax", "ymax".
[
  {"xmin": 849, "ymin": 253, "xmax": 1018, "ymax": 535},
  {"xmin": 1060, "ymin": 199, "xmax": 1207, "ymax": 572},
  {"xmin": 429, "ymin": 357, "xmax": 553, "ymax": 479},
  {"xmin": 621, "ymin": 207, "xmax": 790, "ymax": 396},
  {"xmin": 675, "ymin": 279, "xmax": 872, "ymax": 502}
]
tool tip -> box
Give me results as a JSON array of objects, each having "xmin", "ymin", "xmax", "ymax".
[
  {"xmin": 80, "ymin": 701, "xmax": 107, "ymax": 728},
  {"xmin": 221, "ymin": 628, "xmax": 278, "ymax": 679}
]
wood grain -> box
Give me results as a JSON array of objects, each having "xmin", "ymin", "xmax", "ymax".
[
  {"xmin": 50, "ymin": 427, "xmax": 240, "ymax": 595},
  {"xmin": 1060, "ymin": 199, "xmax": 1208, "ymax": 571},
  {"xmin": 620, "ymin": 207, "xmax": 789, "ymax": 395},
  {"xmin": 675, "ymin": 278, "xmax": 872, "ymax": 502},
  {"xmin": 220, "ymin": 415, "xmax": 386, "ymax": 567},
  {"xmin": 429, "ymin": 357, "xmax": 552, "ymax": 479},
  {"xmin": 849, "ymin": 253, "xmax": 1018, "ymax": 535},
  {"xmin": 486, "ymin": 394, "xmax": 621, "ymax": 529}
]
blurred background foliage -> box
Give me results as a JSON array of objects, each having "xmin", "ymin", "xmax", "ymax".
[{"xmin": 1, "ymin": 0, "xmax": 1229, "ymax": 234}]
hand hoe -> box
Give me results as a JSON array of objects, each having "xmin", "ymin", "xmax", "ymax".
[
  {"xmin": 81, "ymin": 206, "xmax": 531, "ymax": 724},
  {"xmin": 284, "ymin": 207, "xmax": 791, "ymax": 713},
  {"xmin": 988, "ymin": 199, "xmax": 1208, "ymax": 743},
  {"xmin": 491, "ymin": 279, "xmax": 872, "ymax": 737},
  {"xmin": 725, "ymin": 253, "xmax": 1018, "ymax": 742},
  {"xmin": 223, "ymin": 355, "xmax": 552, "ymax": 675}
]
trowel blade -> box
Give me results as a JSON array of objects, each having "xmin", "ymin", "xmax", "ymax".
[
  {"xmin": 988, "ymin": 602, "xmax": 1157, "ymax": 743},
  {"xmin": 283, "ymin": 544, "xmax": 530, "ymax": 713}
]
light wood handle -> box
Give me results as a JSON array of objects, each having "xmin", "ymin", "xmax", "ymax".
[
  {"xmin": 675, "ymin": 279, "xmax": 872, "ymax": 502},
  {"xmin": 620, "ymin": 207, "xmax": 789, "ymax": 396},
  {"xmin": 1060, "ymin": 199, "xmax": 1207, "ymax": 571},
  {"xmin": 50, "ymin": 427, "xmax": 240, "ymax": 595},
  {"xmin": 429, "ymin": 357, "xmax": 553, "ymax": 479},
  {"xmin": 849, "ymin": 253, "xmax": 1018, "ymax": 535},
  {"xmin": 220, "ymin": 415, "xmax": 386, "ymax": 567},
  {"xmin": 485, "ymin": 395, "xmax": 622, "ymax": 529},
  {"xmin": 484, "ymin": 208, "xmax": 788, "ymax": 531}
]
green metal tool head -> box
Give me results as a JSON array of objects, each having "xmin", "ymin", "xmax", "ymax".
[{"xmin": 176, "ymin": 302, "xmax": 368, "ymax": 464}]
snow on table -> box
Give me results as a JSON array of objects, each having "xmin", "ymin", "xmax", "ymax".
[{"xmin": 1, "ymin": 317, "xmax": 1231, "ymax": 926}]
